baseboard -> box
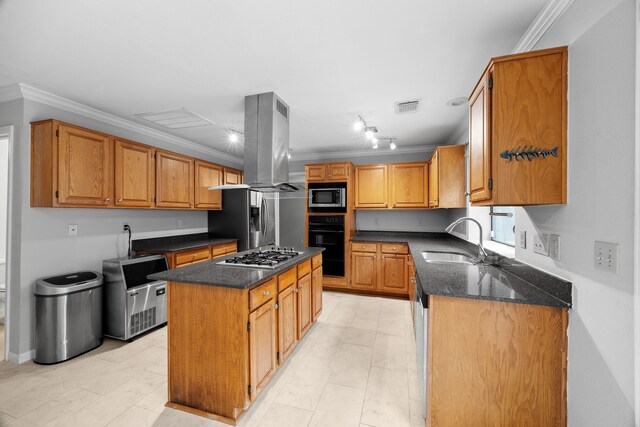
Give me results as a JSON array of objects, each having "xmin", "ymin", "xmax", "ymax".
[{"xmin": 7, "ymin": 349, "xmax": 34, "ymax": 364}]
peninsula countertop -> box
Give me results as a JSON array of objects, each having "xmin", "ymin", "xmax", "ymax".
[
  {"xmin": 149, "ymin": 247, "xmax": 324, "ymax": 289},
  {"xmin": 352, "ymin": 231, "xmax": 571, "ymax": 308}
]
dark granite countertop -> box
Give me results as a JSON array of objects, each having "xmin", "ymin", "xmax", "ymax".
[
  {"xmin": 352, "ymin": 231, "xmax": 571, "ymax": 309},
  {"xmin": 132, "ymin": 233, "xmax": 238, "ymax": 253},
  {"xmin": 148, "ymin": 247, "xmax": 324, "ymax": 289}
]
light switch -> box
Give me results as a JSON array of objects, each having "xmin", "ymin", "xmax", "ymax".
[
  {"xmin": 595, "ymin": 241, "xmax": 619, "ymax": 273},
  {"xmin": 548, "ymin": 235, "xmax": 560, "ymax": 260},
  {"xmin": 519, "ymin": 231, "xmax": 526, "ymax": 249}
]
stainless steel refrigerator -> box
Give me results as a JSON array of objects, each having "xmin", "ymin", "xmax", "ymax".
[{"xmin": 208, "ymin": 190, "xmax": 275, "ymax": 251}]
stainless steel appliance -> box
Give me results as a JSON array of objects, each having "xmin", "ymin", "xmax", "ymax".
[
  {"xmin": 208, "ymin": 190, "xmax": 276, "ymax": 251},
  {"xmin": 218, "ymin": 248, "xmax": 303, "ymax": 269},
  {"xmin": 209, "ymin": 92, "xmax": 298, "ymax": 192},
  {"xmin": 102, "ymin": 254, "xmax": 168, "ymax": 340},
  {"xmin": 307, "ymin": 216, "xmax": 345, "ymax": 276},
  {"xmin": 34, "ymin": 271, "xmax": 103, "ymax": 364},
  {"xmin": 308, "ymin": 183, "xmax": 347, "ymax": 213},
  {"xmin": 414, "ymin": 280, "xmax": 428, "ymax": 418}
]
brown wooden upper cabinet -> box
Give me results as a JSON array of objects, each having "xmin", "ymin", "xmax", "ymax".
[
  {"xmin": 194, "ymin": 160, "xmax": 223, "ymax": 210},
  {"xmin": 155, "ymin": 150, "xmax": 194, "ymax": 209},
  {"xmin": 354, "ymin": 164, "xmax": 388, "ymax": 208},
  {"xmin": 223, "ymin": 167, "xmax": 243, "ymax": 185},
  {"xmin": 31, "ymin": 120, "xmax": 113, "ymax": 207},
  {"xmin": 469, "ymin": 46, "xmax": 568, "ymax": 206},
  {"xmin": 305, "ymin": 162, "xmax": 351, "ymax": 182},
  {"xmin": 428, "ymin": 145, "xmax": 466, "ymax": 208},
  {"xmin": 390, "ymin": 162, "xmax": 429, "ymax": 209},
  {"xmin": 114, "ymin": 139, "xmax": 155, "ymax": 208}
]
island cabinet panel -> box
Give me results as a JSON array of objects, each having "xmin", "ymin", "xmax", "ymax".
[
  {"xmin": 296, "ymin": 273, "xmax": 312, "ymax": 339},
  {"xmin": 167, "ymin": 282, "xmax": 249, "ymax": 423},
  {"xmin": 194, "ymin": 160, "xmax": 223, "ymax": 210},
  {"xmin": 277, "ymin": 283, "xmax": 298, "ymax": 364},
  {"xmin": 428, "ymin": 295, "xmax": 568, "ymax": 427},
  {"xmin": 249, "ymin": 297, "xmax": 277, "ymax": 400},
  {"xmin": 408, "ymin": 256, "xmax": 416, "ymax": 322},
  {"xmin": 312, "ymin": 265, "xmax": 323, "ymax": 322},
  {"xmin": 156, "ymin": 151, "xmax": 194, "ymax": 208},
  {"xmin": 389, "ymin": 162, "xmax": 429, "ymax": 209},
  {"xmin": 114, "ymin": 139, "xmax": 155, "ymax": 208},
  {"xmin": 354, "ymin": 165, "xmax": 388, "ymax": 208}
]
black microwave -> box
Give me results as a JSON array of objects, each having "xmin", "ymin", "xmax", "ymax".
[{"xmin": 308, "ymin": 183, "xmax": 347, "ymax": 212}]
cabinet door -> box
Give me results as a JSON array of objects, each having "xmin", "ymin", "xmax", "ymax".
[
  {"xmin": 156, "ymin": 151, "xmax": 193, "ymax": 208},
  {"xmin": 249, "ymin": 300, "xmax": 277, "ymax": 400},
  {"xmin": 297, "ymin": 274, "xmax": 312, "ymax": 339},
  {"xmin": 351, "ymin": 251, "xmax": 377, "ymax": 290},
  {"xmin": 390, "ymin": 163, "xmax": 429, "ymax": 209},
  {"xmin": 408, "ymin": 257, "xmax": 415, "ymax": 323},
  {"xmin": 57, "ymin": 124, "xmax": 112, "ymax": 206},
  {"xmin": 328, "ymin": 163, "xmax": 350, "ymax": 181},
  {"xmin": 355, "ymin": 165, "xmax": 388, "ymax": 208},
  {"xmin": 114, "ymin": 139, "xmax": 154, "ymax": 208},
  {"xmin": 305, "ymin": 164, "xmax": 327, "ymax": 182},
  {"xmin": 224, "ymin": 168, "xmax": 243, "ymax": 185},
  {"xmin": 469, "ymin": 71, "xmax": 492, "ymax": 203},
  {"xmin": 194, "ymin": 161, "xmax": 223, "ymax": 210},
  {"xmin": 428, "ymin": 152, "xmax": 439, "ymax": 208},
  {"xmin": 379, "ymin": 254, "xmax": 408, "ymax": 294},
  {"xmin": 312, "ymin": 266, "xmax": 323, "ymax": 322},
  {"xmin": 278, "ymin": 284, "xmax": 298, "ymax": 364}
]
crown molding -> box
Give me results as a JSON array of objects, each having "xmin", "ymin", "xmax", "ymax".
[
  {"xmin": 512, "ymin": 0, "xmax": 574, "ymax": 53},
  {"xmin": 0, "ymin": 83, "xmax": 243, "ymax": 166},
  {"xmin": 291, "ymin": 144, "xmax": 438, "ymax": 162}
]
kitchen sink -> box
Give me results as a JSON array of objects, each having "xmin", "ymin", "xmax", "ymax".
[{"xmin": 421, "ymin": 251, "xmax": 476, "ymax": 265}]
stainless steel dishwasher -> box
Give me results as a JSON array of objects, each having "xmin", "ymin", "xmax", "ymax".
[{"xmin": 414, "ymin": 278, "xmax": 428, "ymax": 418}]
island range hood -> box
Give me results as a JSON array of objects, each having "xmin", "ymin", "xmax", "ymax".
[{"xmin": 210, "ymin": 92, "xmax": 298, "ymax": 192}]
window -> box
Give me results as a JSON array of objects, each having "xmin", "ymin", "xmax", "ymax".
[{"xmin": 490, "ymin": 206, "xmax": 515, "ymax": 247}]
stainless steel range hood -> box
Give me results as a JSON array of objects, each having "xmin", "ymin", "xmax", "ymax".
[{"xmin": 210, "ymin": 92, "xmax": 298, "ymax": 192}]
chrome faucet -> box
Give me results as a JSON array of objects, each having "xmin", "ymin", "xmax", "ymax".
[{"xmin": 445, "ymin": 217, "xmax": 488, "ymax": 263}]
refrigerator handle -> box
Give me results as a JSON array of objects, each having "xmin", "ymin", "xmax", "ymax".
[{"xmin": 262, "ymin": 198, "xmax": 267, "ymax": 237}]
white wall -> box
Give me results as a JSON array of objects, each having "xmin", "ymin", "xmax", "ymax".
[
  {"xmin": 0, "ymin": 137, "xmax": 8, "ymax": 285},
  {"xmin": 0, "ymin": 97, "xmax": 243, "ymax": 362},
  {"xmin": 515, "ymin": 1, "xmax": 636, "ymax": 425}
]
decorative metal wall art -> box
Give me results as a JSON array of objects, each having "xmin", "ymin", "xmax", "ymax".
[{"xmin": 499, "ymin": 146, "xmax": 558, "ymax": 162}]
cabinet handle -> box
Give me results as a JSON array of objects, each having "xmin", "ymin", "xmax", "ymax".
[
  {"xmin": 118, "ymin": 198, "xmax": 123, "ymax": 202},
  {"xmin": 294, "ymin": 288, "xmax": 299, "ymax": 293},
  {"xmin": 299, "ymin": 284, "xmax": 304, "ymax": 289},
  {"xmin": 105, "ymin": 198, "xmax": 111, "ymax": 202},
  {"xmin": 274, "ymin": 303, "xmax": 279, "ymax": 309},
  {"xmin": 263, "ymin": 290, "xmax": 270, "ymax": 296},
  {"xmin": 361, "ymin": 246, "xmax": 365, "ymax": 249},
  {"xmin": 393, "ymin": 247, "xmax": 396, "ymax": 250}
]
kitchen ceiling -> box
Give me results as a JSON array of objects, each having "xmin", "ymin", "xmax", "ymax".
[{"xmin": 0, "ymin": 0, "xmax": 547, "ymax": 159}]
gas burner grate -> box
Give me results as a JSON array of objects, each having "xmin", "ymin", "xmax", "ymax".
[{"xmin": 218, "ymin": 248, "xmax": 303, "ymax": 269}]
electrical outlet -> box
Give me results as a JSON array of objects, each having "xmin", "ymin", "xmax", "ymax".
[
  {"xmin": 374, "ymin": 218, "xmax": 380, "ymax": 226},
  {"xmin": 178, "ymin": 219, "xmax": 184, "ymax": 229},
  {"xmin": 594, "ymin": 241, "xmax": 619, "ymax": 273},
  {"xmin": 123, "ymin": 223, "xmax": 130, "ymax": 232},
  {"xmin": 68, "ymin": 224, "xmax": 78, "ymax": 236},
  {"xmin": 417, "ymin": 219, "xmax": 423, "ymax": 225},
  {"xmin": 519, "ymin": 231, "xmax": 527, "ymax": 249},
  {"xmin": 533, "ymin": 233, "xmax": 549, "ymax": 256},
  {"xmin": 548, "ymin": 234, "xmax": 560, "ymax": 260}
]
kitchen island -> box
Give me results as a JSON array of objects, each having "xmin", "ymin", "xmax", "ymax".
[{"xmin": 149, "ymin": 247, "xmax": 324, "ymax": 425}]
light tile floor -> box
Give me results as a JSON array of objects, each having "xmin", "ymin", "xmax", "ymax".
[{"xmin": 0, "ymin": 292, "xmax": 423, "ymax": 427}]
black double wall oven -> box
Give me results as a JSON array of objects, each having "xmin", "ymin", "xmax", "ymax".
[{"xmin": 308, "ymin": 215, "xmax": 345, "ymax": 277}]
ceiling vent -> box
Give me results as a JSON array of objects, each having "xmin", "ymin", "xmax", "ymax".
[
  {"xmin": 135, "ymin": 108, "xmax": 214, "ymax": 129},
  {"xmin": 395, "ymin": 99, "xmax": 421, "ymax": 114}
]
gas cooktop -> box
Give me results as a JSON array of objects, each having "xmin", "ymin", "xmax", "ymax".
[{"xmin": 218, "ymin": 248, "xmax": 303, "ymax": 269}]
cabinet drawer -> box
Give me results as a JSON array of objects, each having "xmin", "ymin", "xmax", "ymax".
[
  {"xmin": 250, "ymin": 278, "xmax": 277, "ymax": 312},
  {"xmin": 312, "ymin": 254, "xmax": 323, "ymax": 269},
  {"xmin": 297, "ymin": 260, "xmax": 311, "ymax": 279},
  {"xmin": 211, "ymin": 244, "xmax": 228, "ymax": 258},
  {"xmin": 278, "ymin": 267, "xmax": 297, "ymax": 292},
  {"xmin": 175, "ymin": 248, "xmax": 211, "ymax": 266},
  {"xmin": 225, "ymin": 242, "xmax": 237, "ymax": 253},
  {"xmin": 352, "ymin": 242, "xmax": 378, "ymax": 253},
  {"xmin": 381, "ymin": 243, "xmax": 408, "ymax": 255}
]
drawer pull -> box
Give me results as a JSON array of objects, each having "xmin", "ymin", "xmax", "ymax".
[
  {"xmin": 294, "ymin": 288, "xmax": 299, "ymax": 293},
  {"xmin": 274, "ymin": 303, "xmax": 279, "ymax": 309},
  {"xmin": 299, "ymin": 284, "xmax": 304, "ymax": 289},
  {"xmin": 263, "ymin": 290, "xmax": 270, "ymax": 296},
  {"xmin": 393, "ymin": 247, "xmax": 396, "ymax": 250}
]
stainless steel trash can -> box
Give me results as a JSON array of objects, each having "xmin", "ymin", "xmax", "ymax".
[{"xmin": 34, "ymin": 271, "xmax": 103, "ymax": 364}]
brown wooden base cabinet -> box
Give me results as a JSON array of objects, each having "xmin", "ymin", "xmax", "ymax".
[
  {"xmin": 166, "ymin": 254, "xmax": 322, "ymax": 425},
  {"xmin": 349, "ymin": 242, "xmax": 409, "ymax": 297},
  {"xmin": 137, "ymin": 241, "xmax": 237, "ymax": 269},
  {"xmin": 427, "ymin": 295, "xmax": 568, "ymax": 426}
]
